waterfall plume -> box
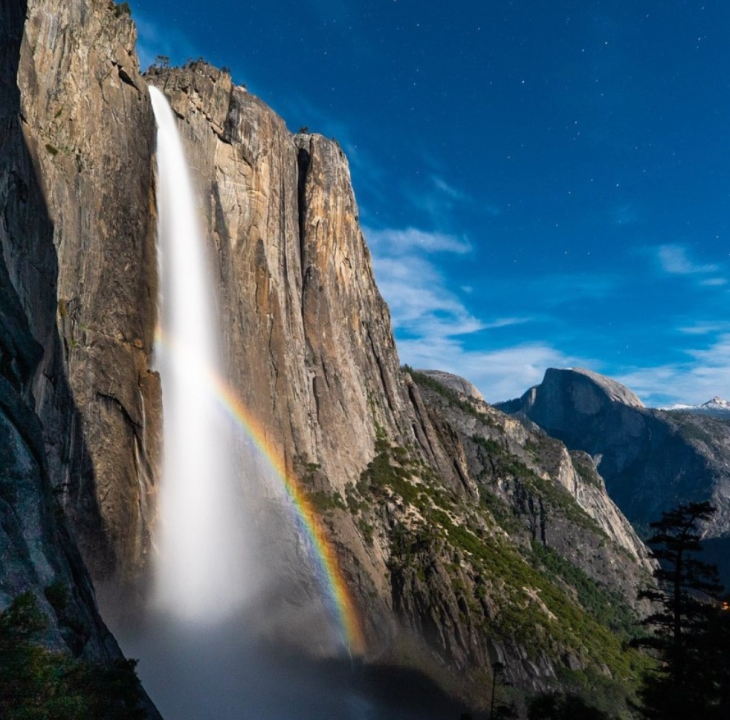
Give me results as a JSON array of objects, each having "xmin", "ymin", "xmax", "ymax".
[{"xmin": 149, "ymin": 86, "xmax": 246, "ymax": 623}]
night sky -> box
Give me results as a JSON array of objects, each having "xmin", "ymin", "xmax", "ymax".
[{"xmin": 128, "ymin": 0, "xmax": 730, "ymax": 405}]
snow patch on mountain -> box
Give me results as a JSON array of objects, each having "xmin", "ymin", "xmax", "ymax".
[{"xmin": 664, "ymin": 397, "xmax": 730, "ymax": 418}]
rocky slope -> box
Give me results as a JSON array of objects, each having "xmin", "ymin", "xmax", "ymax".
[
  {"xmin": 498, "ymin": 368, "xmax": 730, "ymax": 579},
  {"xmin": 3, "ymin": 1, "xmax": 659, "ymax": 713},
  {"xmin": 419, "ymin": 369, "xmax": 485, "ymax": 401},
  {"xmin": 406, "ymin": 373, "xmax": 653, "ymax": 627}
]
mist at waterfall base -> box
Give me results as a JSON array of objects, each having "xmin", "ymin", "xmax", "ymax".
[{"xmin": 109, "ymin": 87, "xmax": 464, "ymax": 720}]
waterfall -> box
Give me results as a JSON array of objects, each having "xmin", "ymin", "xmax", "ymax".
[
  {"xmin": 123, "ymin": 85, "xmax": 448, "ymax": 720},
  {"xmin": 149, "ymin": 86, "xmax": 245, "ymax": 623}
]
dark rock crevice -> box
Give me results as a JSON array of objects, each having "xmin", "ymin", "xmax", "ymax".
[{"xmin": 296, "ymin": 143, "xmax": 312, "ymax": 286}]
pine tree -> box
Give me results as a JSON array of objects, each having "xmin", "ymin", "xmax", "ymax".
[{"xmin": 636, "ymin": 501, "xmax": 726, "ymax": 719}]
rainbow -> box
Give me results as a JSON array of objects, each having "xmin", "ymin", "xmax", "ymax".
[{"xmin": 154, "ymin": 328, "xmax": 366, "ymax": 656}]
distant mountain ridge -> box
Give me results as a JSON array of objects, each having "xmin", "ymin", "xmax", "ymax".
[{"xmin": 664, "ymin": 396, "xmax": 730, "ymax": 419}]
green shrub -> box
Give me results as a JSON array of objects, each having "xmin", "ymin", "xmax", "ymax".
[
  {"xmin": 530, "ymin": 542, "xmax": 638, "ymax": 640},
  {"xmin": 0, "ymin": 592, "xmax": 147, "ymax": 719},
  {"xmin": 306, "ymin": 490, "xmax": 345, "ymax": 513}
]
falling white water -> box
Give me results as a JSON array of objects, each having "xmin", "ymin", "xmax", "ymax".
[
  {"xmin": 149, "ymin": 86, "xmax": 246, "ymax": 623},
  {"xmin": 118, "ymin": 87, "xmax": 464, "ymax": 720}
]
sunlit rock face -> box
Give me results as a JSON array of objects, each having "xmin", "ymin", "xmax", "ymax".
[
  {"xmin": 144, "ymin": 63, "xmax": 427, "ymax": 649},
  {"xmin": 16, "ymin": 0, "xmax": 161, "ymax": 588},
  {"xmin": 144, "ymin": 63, "xmax": 417, "ymax": 499},
  {"xmin": 418, "ymin": 370, "xmax": 485, "ymax": 402}
]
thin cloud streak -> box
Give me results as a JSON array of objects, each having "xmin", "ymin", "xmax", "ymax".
[
  {"xmin": 365, "ymin": 225, "xmax": 570, "ymax": 403},
  {"xmin": 678, "ymin": 321, "xmax": 730, "ymax": 335},
  {"xmin": 367, "ymin": 227, "xmax": 471, "ymax": 256},
  {"xmin": 404, "ymin": 175, "xmax": 473, "ymax": 226},
  {"xmin": 617, "ymin": 333, "xmax": 730, "ymax": 407},
  {"xmin": 430, "ymin": 176, "xmax": 469, "ymax": 202},
  {"xmin": 402, "ymin": 338, "xmax": 587, "ymax": 404},
  {"xmin": 657, "ymin": 244, "xmax": 718, "ymax": 275}
]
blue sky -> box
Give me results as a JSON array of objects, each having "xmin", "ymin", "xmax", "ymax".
[{"xmin": 129, "ymin": 0, "xmax": 730, "ymax": 406}]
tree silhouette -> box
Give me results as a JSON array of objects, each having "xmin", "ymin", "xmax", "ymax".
[{"xmin": 635, "ymin": 501, "xmax": 728, "ymax": 719}]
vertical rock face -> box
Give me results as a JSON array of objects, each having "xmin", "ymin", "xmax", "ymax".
[
  {"xmin": 140, "ymin": 66, "xmax": 653, "ymax": 710},
  {"xmin": 0, "ymin": 0, "xmax": 141, "ymax": 671},
  {"xmin": 16, "ymin": 0, "xmax": 161, "ymax": 587},
  {"xmin": 146, "ymin": 64, "xmax": 414, "ymax": 492},
  {"xmin": 144, "ymin": 62, "xmax": 435, "ymax": 647}
]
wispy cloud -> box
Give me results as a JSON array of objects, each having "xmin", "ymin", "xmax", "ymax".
[
  {"xmin": 367, "ymin": 226, "xmax": 471, "ymax": 256},
  {"xmin": 656, "ymin": 244, "xmax": 719, "ymax": 276},
  {"xmin": 364, "ymin": 225, "xmax": 556, "ymax": 402},
  {"xmin": 366, "ymin": 230, "xmax": 484, "ymax": 338},
  {"xmin": 400, "ymin": 338, "xmax": 587, "ymax": 403},
  {"xmin": 430, "ymin": 176, "xmax": 469, "ymax": 202},
  {"xmin": 405, "ymin": 175, "xmax": 474, "ymax": 225},
  {"xmin": 616, "ymin": 333, "xmax": 730, "ymax": 407},
  {"xmin": 482, "ymin": 317, "xmax": 532, "ymax": 330},
  {"xmin": 678, "ymin": 321, "xmax": 730, "ymax": 335}
]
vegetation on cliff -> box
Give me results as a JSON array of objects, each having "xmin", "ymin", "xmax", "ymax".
[
  {"xmin": 0, "ymin": 593, "xmax": 146, "ymax": 719},
  {"xmin": 334, "ymin": 369, "xmax": 658, "ymax": 715}
]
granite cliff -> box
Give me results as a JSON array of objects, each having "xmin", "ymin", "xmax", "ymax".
[
  {"xmin": 0, "ymin": 0, "xmax": 158, "ymax": 713},
  {"xmin": 1, "ymin": 0, "xmax": 112, "ymax": 664},
  {"xmin": 1, "ymin": 1, "xmax": 659, "ymax": 714},
  {"xmin": 141, "ymin": 63, "xmax": 654, "ymax": 707},
  {"xmin": 16, "ymin": 0, "xmax": 160, "ymax": 596}
]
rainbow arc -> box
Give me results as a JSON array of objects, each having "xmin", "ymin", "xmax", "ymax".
[{"xmin": 155, "ymin": 328, "xmax": 365, "ymax": 656}]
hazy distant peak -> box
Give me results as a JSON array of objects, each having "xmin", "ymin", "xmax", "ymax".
[{"xmin": 665, "ymin": 396, "xmax": 730, "ymax": 418}]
